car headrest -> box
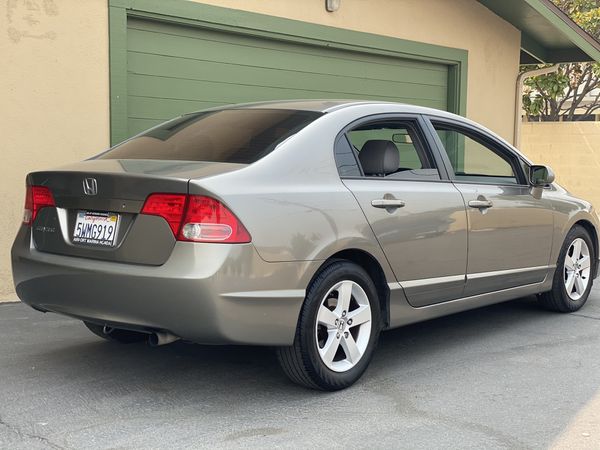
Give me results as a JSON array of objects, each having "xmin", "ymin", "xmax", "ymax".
[{"xmin": 359, "ymin": 140, "xmax": 399, "ymax": 176}]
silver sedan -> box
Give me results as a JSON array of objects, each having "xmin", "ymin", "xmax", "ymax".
[{"xmin": 12, "ymin": 100, "xmax": 599, "ymax": 390}]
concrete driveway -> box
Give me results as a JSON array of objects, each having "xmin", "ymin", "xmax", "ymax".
[{"xmin": 1, "ymin": 287, "xmax": 600, "ymax": 449}]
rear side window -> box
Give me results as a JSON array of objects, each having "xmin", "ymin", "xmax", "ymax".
[
  {"xmin": 339, "ymin": 120, "xmax": 440, "ymax": 181},
  {"xmin": 98, "ymin": 109, "xmax": 323, "ymax": 164},
  {"xmin": 347, "ymin": 124, "xmax": 427, "ymax": 171}
]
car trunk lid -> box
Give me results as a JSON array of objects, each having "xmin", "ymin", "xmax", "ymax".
[{"xmin": 27, "ymin": 159, "xmax": 245, "ymax": 265}]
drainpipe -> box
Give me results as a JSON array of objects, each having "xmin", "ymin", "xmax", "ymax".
[{"xmin": 514, "ymin": 64, "xmax": 560, "ymax": 148}]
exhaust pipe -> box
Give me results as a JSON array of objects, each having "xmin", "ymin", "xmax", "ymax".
[{"xmin": 148, "ymin": 331, "xmax": 180, "ymax": 347}]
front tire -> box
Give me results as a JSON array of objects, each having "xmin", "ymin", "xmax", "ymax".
[
  {"xmin": 277, "ymin": 261, "xmax": 381, "ymax": 390},
  {"xmin": 539, "ymin": 225, "xmax": 595, "ymax": 312}
]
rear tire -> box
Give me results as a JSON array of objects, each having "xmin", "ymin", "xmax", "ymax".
[
  {"xmin": 539, "ymin": 225, "xmax": 595, "ymax": 312},
  {"xmin": 277, "ymin": 261, "xmax": 381, "ymax": 390},
  {"xmin": 84, "ymin": 321, "xmax": 147, "ymax": 344}
]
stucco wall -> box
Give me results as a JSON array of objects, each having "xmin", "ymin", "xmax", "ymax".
[
  {"xmin": 1, "ymin": 0, "xmax": 109, "ymax": 301},
  {"xmin": 521, "ymin": 122, "xmax": 600, "ymax": 209},
  {"xmin": 0, "ymin": 0, "xmax": 520, "ymax": 301}
]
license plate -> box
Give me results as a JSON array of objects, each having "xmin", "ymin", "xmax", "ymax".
[{"xmin": 73, "ymin": 211, "xmax": 120, "ymax": 247}]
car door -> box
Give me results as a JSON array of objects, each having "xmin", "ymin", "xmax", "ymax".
[
  {"xmin": 424, "ymin": 116, "xmax": 554, "ymax": 297},
  {"xmin": 337, "ymin": 115, "xmax": 468, "ymax": 307}
]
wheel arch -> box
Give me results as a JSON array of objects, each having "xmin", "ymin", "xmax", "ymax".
[
  {"xmin": 309, "ymin": 248, "xmax": 391, "ymax": 328},
  {"xmin": 574, "ymin": 219, "xmax": 599, "ymax": 278}
]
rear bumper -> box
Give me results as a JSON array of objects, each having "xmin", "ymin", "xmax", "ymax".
[{"xmin": 12, "ymin": 226, "xmax": 319, "ymax": 345}]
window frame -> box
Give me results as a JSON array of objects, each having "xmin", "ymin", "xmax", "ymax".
[
  {"xmin": 422, "ymin": 115, "xmax": 529, "ymax": 187},
  {"xmin": 334, "ymin": 134, "xmax": 363, "ymax": 177},
  {"xmin": 333, "ymin": 113, "xmax": 450, "ymax": 182}
]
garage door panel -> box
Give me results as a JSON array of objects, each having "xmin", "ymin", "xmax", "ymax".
[
  {"xmin": 127, "ymin": 54, "xmax": 447, "ymax": 101},
  {"xmin": 127, "ymin": 51, "xmax": 448, "ymax": 91},
  {"xmin": 128, "ymin": 96, "xmax": 221, "ymax": 121},
  {"xmin": 128, "ymin": 19, "xmax": 448, "ymax": 78},
  {"xmin": 127, "ymin": 28, "xmax": 448, "ymax": 87},
  {"xmin": 127, "ymin": 117, "xmax": 170, "ymax": 133},
  {"xmin": 127, "ymin": 94, "xmax": 446, "ymax": 123},
  {"xmin": 124, "ymin": 18, "xmax": 450, "ymax": 138},
  {"xmin": 128, "ymin": 73, "xmax": 447, "ymax": 107}
]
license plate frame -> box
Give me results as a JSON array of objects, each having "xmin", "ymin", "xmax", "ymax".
[{"xmin": 73, "ymin": 211, "xmax": 120, "ymax": 247}]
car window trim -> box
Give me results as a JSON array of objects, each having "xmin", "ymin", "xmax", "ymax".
[
  {"xmin": 421, "ymin": 115, "xmax": 529, "ymax": 186},
  {"xmin": 334, "ymin": 134, "xmax": 364, "ymax": 177},
  {"xmin": 334, "ymin": 113, "xmax": 450, "ymax": 182},
  {"xmin": 340, "ymin": 176, "xmax": 456, "ymax": 184}
]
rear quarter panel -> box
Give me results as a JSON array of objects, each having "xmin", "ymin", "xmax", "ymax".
[{"xmin": 188, "ymin": 106, "xmax": 398, "ymax": 282}]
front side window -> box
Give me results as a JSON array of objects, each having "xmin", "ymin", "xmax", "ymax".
[
  {"xmin": 98, "ymin": 109, "xmax": 323, "ymax": 164},
  {"xmin": 342, "ymin": 121, "xmax": 439, "ymax": 180},
  {"xmin": 432, "ymin": 122, "xmax": 520, "ymax": 185}
]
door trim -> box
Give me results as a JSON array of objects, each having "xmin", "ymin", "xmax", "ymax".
[
  {"xmin": 401, "ymin": 274, "xmax": 465, "ymax": 288},
  {"xmin": 400, "ymin": 265, "xmax": 553, "ymax": 306},
  {"xmin": 467, "ymin": 265, "xmax": 553, "ymax": 281},
  {"xmin": 108, "ymin": 0, "xmax": 468, "ymax": 144},
  {"xmin": 400, "ymin": 266, "xmax": 552, "ymax": 289},
  {"xmin": 389, "ymin": 277, "xmax": 554, "ymax": 328},
  {"xmin": 466, "ymin": 264, "xmax": 552, "ymax": 296}
]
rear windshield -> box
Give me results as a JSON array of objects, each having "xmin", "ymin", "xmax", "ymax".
[{"xmin": 97, "ymin": 109, "xmax": 322, "ymax": 164}]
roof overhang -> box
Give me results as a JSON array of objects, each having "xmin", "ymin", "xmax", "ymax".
[{"xmin": 477, "ymin": 0, "xmax": 600, "ymax": 64}]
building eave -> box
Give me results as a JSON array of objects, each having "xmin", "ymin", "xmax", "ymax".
[{"xmin": 478, "ymin": 0, "xmax": 600, "ymax": 64}]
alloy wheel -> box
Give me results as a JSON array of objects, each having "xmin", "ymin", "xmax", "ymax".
[
  {"xmin": 315, "ymin": 280, "xmax": 372, "ymax": 372},
  {"xmin": 564, "ymin": 237, "xmax": 591, "ymax": 300}
]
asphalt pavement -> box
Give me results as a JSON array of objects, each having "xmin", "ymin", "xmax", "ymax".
[{"xmin": 1, "ymin": 287, "xmax": 600, "ymax": 449}]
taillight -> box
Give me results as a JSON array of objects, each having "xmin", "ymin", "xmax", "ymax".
[
  {"xmin": 179, "ymin": 196, "xmax": 251, "ymax": 243},
  {"xmin": 23, "ymin": 185, "xmax": 56, "ymax": 226},
  {"xmin": 140, "ymin": 193, "xmax": 187, "ymax": 236},
  {"xmin": 140, "ymin": 194, "xmax": 251, "ymax": 243}
]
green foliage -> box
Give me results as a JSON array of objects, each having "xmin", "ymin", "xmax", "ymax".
[
  {"xmin": 524, "ymin": 71, "xmax": 569, "ymax": 96},
  {"xmin": 553, "ymin": 0, "xmax": 600, "ymax": 38},
  {"xmin": 522, "ymin": 0, "xmax": 600, "ymax": 121}
]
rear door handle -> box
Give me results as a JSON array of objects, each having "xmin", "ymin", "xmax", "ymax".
[
  {"xmin": 371, "ymin": 199, "xmax": 406, "ymax": 208},
  {"xmin": 468, "ymin": 199, "xmax": 493, "ymax": 209}
]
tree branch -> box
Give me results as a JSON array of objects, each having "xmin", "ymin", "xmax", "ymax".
[{"xmin": 566, "ymin": 64, "xmax": 596, "ymax": 120}]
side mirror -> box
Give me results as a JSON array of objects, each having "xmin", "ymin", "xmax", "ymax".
[{"xmin": 530, "ymin": 165, "xmax": 555, "ymax": 186}]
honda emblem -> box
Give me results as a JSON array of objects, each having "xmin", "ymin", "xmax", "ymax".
[{"xmin": 83, "ymin": 178, "xmax": 98, "ymax": 196}]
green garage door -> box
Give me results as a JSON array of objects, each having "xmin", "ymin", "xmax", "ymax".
[{"xmin": 125, "ymin": 17, "xmax": 449, "ymax": 137}]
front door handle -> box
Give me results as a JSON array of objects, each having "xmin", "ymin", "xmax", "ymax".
[
  {"xmin": 468, "ymin": 199, "xmax": 493, "ymax": 209},
  {"xmin": 371, "ymin": 199, "xmax": 406, "ymax": 208}
]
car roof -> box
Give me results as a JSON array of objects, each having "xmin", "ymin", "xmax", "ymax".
[
  {"xmin": 217, "ymin": 99, "xmax": 461, "ymax": 118},
  {"xmin": 232, "ymin": 99, "xmax": 373, "ymax": 112}
]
